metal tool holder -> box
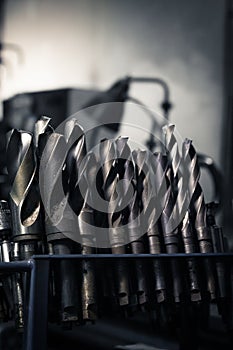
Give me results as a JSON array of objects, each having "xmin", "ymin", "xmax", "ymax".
[{"xmin": 0, "ymin": 252, "xmax": 233, "ymax": 350}]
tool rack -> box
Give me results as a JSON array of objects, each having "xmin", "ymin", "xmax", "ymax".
[{"xmin": 0, "ymin": 253, "xmax": 233, "ymax": 350}]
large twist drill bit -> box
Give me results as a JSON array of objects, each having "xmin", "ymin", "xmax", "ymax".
[
  {"xmin": 7, "ymin": 130, "xmax": 43, "ymax": 259},
  {"xmin": 183, "ymin": 139, "xmax": 216, "ymax": 300},
  {"xmin": 41, "ymin": 131, "xmax": 79, "ymax": 324},
  {"xmin": 6, "ymin": 130, "xmax": 43, "ymax": 329},
  {"xmin": 100, "ymin": 138, "xmax": 130, "ymax": 307},
  {"xmin": 164, "ymin": 125, "xmax": 201, "ymax": 302}
]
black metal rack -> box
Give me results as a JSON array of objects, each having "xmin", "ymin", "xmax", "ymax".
[{"xmin": 0, "ymin": 253, "xmax": 233, "ymax": 350}]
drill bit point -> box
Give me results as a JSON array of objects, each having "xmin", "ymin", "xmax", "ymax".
[{"xmin": 64, "ymin": 118, "xmax": 84, "ymax": 145}]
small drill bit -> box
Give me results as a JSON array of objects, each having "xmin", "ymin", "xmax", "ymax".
[
  {"xmin": 183, "ymin": 139, "xmax": 216, "ymax": 300},
  {"xmin": 155, "ymin": 152, "xmax": 183, "ymax": 303},
  {"xmin": 164, "ymin": 125, "xmax": 201, "ymax": 302},
  {"xmin": 146, "ymin": 152, "xmax": 167, "ymax": 303},
  {"xmin": 100, "ymin": 138, "xmax": 130, "ymax": 307},
  {"xmin": 131, "ymin": 149, "xmax": 153, "ymax": 306}
]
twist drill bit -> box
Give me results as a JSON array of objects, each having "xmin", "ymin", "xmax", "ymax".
[
  {"xmin": 183, "ymin": 139, "xmax": 216, "ymax": 300},
  {"xmin": 100, "ymin": 138, "xmax": 130, "ymax": 307},
  {"xmin": 34, "ymin": 116, "xmax": 54, "ymax": 250},
  {"xmin": 7, "ymin": 130, "xmax": 44, "ymax": 329},
  {"xmin": 164, "ymin": 125, "xmax": 201, "ymax": 302},
  {"xmin": 146, "ymin": 153, "xmax": 167, "ymax": 303},
  {"xmin": 41, "ymin": 132, "xmax": 79, "ymax": 324},
  {"xmin": 95, "ymin": 140, "xmax": 116, "ymax": 306},
  {"xmin": 131, "ymin": 149, "xmax": 153, "ymax": 306},
  {"xmin": 64, "ymin": 126, "xmax": 98, "ymax": 322},
  {"xmin": 155, "ymin": 153, "xmax": 183, "ymax": 303},
  {"xmin": 78, "ymin": 153, "xmax": 98, "ymax": 322},
  {"xmin": 7, "ymin": 130, "xmax": 43, "ymax": 259},
  {"xmin": 116, "ymin": 141, "xmax": 146, "ymax": 308},
  {"xmin": 163, "ymin": 125, "xmax": 180, "ymax": 184}
]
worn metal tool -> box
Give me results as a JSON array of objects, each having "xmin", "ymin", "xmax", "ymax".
[
  {"xmin": 41, "ymin": 129, "xmax": 79, "ymax": 325},
  {"xmin": 164, "ymin": 125, "xmax": 201, "ymax": 302},
  {"xmin": 147, "ymin": 152, "xmax": 167, "ymax": 304},
  {"xmin": 183, "ymin": 139, "xmax": 216, "ymax": 300},
  {"xmin": 100, "ymin": 138, "xmax": 130, "ymax": 307},
  {"xmin": 131, "ymin": 149, "xmax": 151, "ymax": 306},
  {"xmin": 64, "ymin": 123, "xmax": 98, "ymax": 322},
  {"xmin": 155, "ymin": 152, "xmax": 183, "ymax": 303},
  {"xmin": 6, "ymin": 130, "xmax": 44, "ymax": 329},
  {"xmin": 7, "ymin": 130, "xmax": 43, "ymax": 259}
]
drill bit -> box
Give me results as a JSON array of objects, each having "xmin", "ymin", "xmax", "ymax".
[
  {"xmin": 78, "ymin": 153, "xmax": 98, "ymax": 322},
  {"xmin": 64, "ymin": 125, "xmax": 98, "ymax": 322},
  {"xmin": 163, "ymin": 125, "xmax": 201, "ymax": 302},
  {"xmin": 41, "ymin": 131, "xmax": 79, "ymax": 324},
  {"xmin": 131, "ymin": 149, "xmax": 153, "ymax": 306},
  {"xmin": 100, "ymin": 138, "xmax": 130, "ymax": 307},
  {"xmin": 7, "ymin": 129, "xmax": 43, "ymax": 259},
  {"xmin": 34, "ymin": 116, "xmax": 54, "ymax": 251},
  {"xmin": 146, "ymin": 152, "xmax": 167, "ymax": 303},
  {"xmin": 155, "ymin": 152, "xmax": 183, "ymax": 303},
  {"xmin": 6, "ymin": 129, "xmax": 44, "ymax": 329},
  {"xmin": 183, "ymin": 139, "xmax": 216, "ymax": 300}
]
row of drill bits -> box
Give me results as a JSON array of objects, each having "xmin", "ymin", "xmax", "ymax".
[{"xmin": 0, "ymin": 116, "xmax": 231, "ymax": 333}]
